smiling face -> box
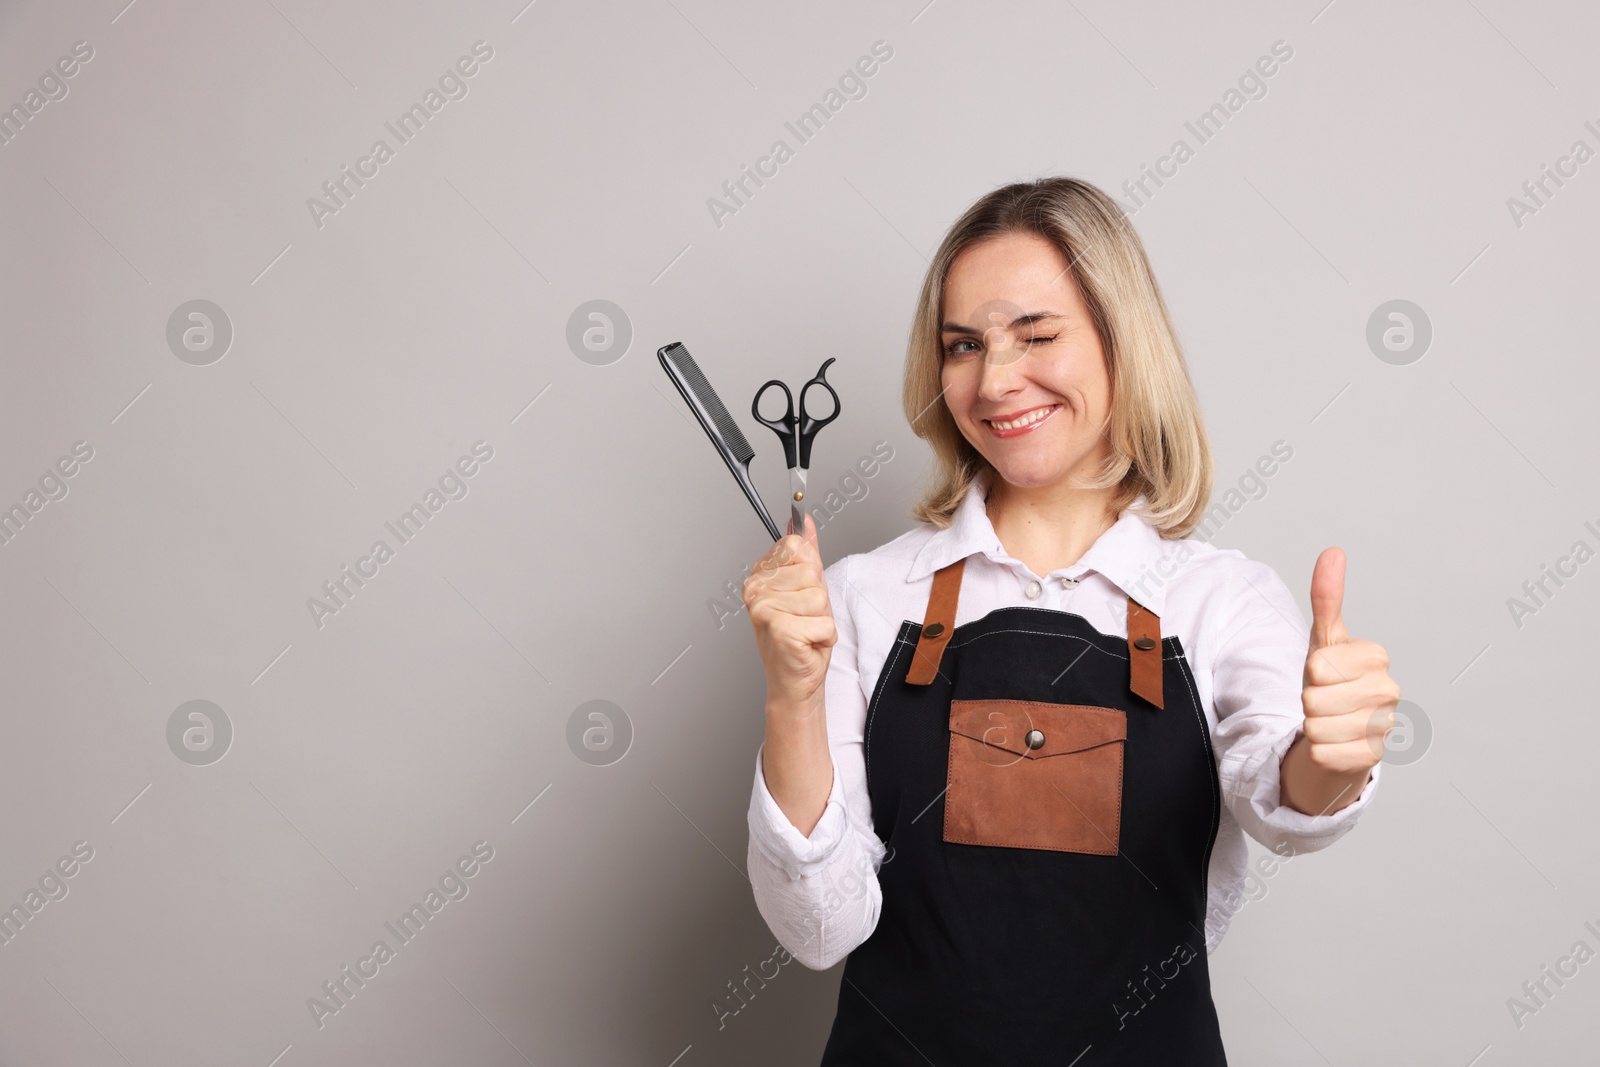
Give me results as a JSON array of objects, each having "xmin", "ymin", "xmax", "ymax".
[{"xmin": 939, "ymin": 231, "xmax": 1114, "ymax": 496}]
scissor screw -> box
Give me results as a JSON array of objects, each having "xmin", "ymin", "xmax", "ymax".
[{"xmin": 793, "ymin": 491, "xmax": 804, "ymax": 501}]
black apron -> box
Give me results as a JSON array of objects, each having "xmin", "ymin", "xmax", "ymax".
[{"xmin": 819, "ymin": 556, "xmax": 1226, "ymax": 1065}]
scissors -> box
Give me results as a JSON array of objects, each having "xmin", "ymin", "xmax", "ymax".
[{"xmin": 752, "ymin": 357, "xmax": 841, "ymax": 536}]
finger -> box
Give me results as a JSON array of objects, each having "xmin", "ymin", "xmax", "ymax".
[
  {"xmin": 1308, "ymin": 546, "xmax": 1348, "ymax": 651},
  {"xmin": 1366, "ymin": 705, "xmax": 1398, "ymax": 748},
  {"xmin": 758, "ymin": 604, "xmax": 844, "ymax": 646},
  {"xmin": 780, "ymin": 533, "xmax": 819, "ymax": 575},
  {"xmin": 1302, "ymin": 706, "xmax": 1393, "ymax": 745},
  {"xmin": 1302, "ymin": 673, "xmax": 1402, "ymax": 718},
  {"xmin": 759, "ymin": 559, "xmax": 827, "ymax": 594},
  {"xmin": 750, "ymin": 584, "xmax": 831, "ymax": 617},
  {"xmin": 1303, "ymin": 646, "xmax": 1353, "ymax": 688},
  {"xmin": 759, "ymin": 533, "xmax": 811, "ymax": 573},
  {"xmin": 780, "ymin": 612, "xmax": 838, "ymax": 650},
  {"xmin": 1303, "ymin": 640, "xmax": 1389, "ymax": 687},
  {"xmin": 803, "ymin": 510, "xmax": 820, "ymax": 550}
]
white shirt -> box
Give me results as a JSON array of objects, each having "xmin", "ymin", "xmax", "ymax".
[{"xmin": 746, "ymin": 472, "xmax": 1382, "ymax": 971}]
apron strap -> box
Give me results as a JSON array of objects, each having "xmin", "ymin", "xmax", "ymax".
[
  {"xmin": 904, "ymin": 560, "xmax": 1164, "ymax": 709},
  {"xmin": 1127, "ymin": 596, "xmax": 1164, "ymax": 709},
  {"xmin": 905, "ymin": 557, "xmax": 966, "ymax": 685}
]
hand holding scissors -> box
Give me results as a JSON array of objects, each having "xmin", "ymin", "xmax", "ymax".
[{"xmin": 752, "ymin": 358, "xmax": 841, "ymax": 536}]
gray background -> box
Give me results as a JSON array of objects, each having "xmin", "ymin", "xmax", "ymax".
[{"xmin": 1, "ymin": 0, "xmax": 1596, "ymax": 1064}]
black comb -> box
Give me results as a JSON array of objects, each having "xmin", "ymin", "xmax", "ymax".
[{"xmin": 658, "ymin": 341, "xmax": 783, "ymax": 541}]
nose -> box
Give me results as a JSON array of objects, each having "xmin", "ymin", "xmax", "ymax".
[{"xmin": 975, "ymin": 339, "xmax": 1026, "ymax": 404}]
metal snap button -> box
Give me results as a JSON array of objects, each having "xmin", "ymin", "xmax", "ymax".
[
  {"xmin": 1025, "ymin": 580, "xmax": 1042, "ymax": 599},
  {"xmin": 1134, "ymin": 636, "xmax": 1156, "ymax": 650},
  {"xmin": 1025, "ymin": 729, "xmax": 1045, "ymax": 749},
  {"xmin": 922, "ymin": 622, "xmax": 945, "ymax": 639}
]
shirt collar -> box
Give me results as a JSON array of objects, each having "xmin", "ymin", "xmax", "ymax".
[{"xmin": 906, "ymin": 470, "xmax": 1172, "ymax": 616}]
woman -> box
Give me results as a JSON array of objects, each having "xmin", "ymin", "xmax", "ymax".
[{"xmin": 742, "ymin": 177, "xmax": 1398, "ymax": 1064}]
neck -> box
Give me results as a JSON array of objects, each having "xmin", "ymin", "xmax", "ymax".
[{"xmin": 983, "ymin": 472, "xmax": 1120, "ymax": 577}]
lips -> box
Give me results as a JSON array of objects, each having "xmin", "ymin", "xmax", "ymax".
[{"xmin": 983, "ymin": 404, "xmax": 1060, "ymax": 437}]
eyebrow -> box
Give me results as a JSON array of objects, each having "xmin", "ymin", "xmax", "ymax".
[{"xmin": 940, "ymin": 312, "xmax": 1064, "ymax": 335}]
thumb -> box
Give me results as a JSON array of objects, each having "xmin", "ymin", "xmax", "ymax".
[
  {"xmin": 803, "ymin": 510, "xmax": 820, "ymax": 552},
  {"xmin": 1308, "ymin": 546, "xmax": 1348, "ymax": 651}
]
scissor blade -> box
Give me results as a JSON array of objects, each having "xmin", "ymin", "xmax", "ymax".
[{"xmin": 789, "ymin": 467, "xmax": 807, "ymax": 535}]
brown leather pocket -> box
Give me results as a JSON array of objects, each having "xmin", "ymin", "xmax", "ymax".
[{"xmin": 944, "ymin": 699, "xmax": 1127, "ymax": 855}]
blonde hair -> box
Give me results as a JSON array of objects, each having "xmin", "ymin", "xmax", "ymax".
[{"xmin": 903, "ymin": 177, "xmax": 1213, "ymax": 539}]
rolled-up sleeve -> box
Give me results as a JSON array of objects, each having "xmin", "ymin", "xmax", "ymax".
[
  {"xmin": 748, "ymin": 745, "xmax": 851, "ymax": 879},
  {"xmin": 1209, "ymin": 558, "xmax": 1382, "ymax": 856},
  {"xmin": 746, "ymin": 554, "xmax": 888, "ymax": 970}
]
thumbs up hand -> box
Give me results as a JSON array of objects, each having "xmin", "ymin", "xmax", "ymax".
[{"xmin": 1281, "ymin": 548, "xmax": 1401, "ymax": 815}]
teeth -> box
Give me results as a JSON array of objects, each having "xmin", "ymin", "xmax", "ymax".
[{"xmin": 989, "ymin": 405, "xmax": 1056, "ymax": 431}]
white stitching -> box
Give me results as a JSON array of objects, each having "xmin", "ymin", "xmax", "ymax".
[
  {"xmin": 944, "ymin": 625, "xmax": 1178, "ymax": 663},
  {"xmin": 864, "ymin": 630, "xmax": 917, "ymax": 791},
  {"xmin": 1175, "ymin": 652, "xmax": 1220, "ymax": 895}
]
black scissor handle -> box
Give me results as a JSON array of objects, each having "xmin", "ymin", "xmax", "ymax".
[
  {"xmin": 751, "ymin": 378, "xmax": 799, "ymax": 469},
  {"xmin": 795, "ymin": 358, "xmax": 840, "ymax": 468},
  {"xmin": 753, "ymin": 358, "xmax": 842, "ymax": 469}
]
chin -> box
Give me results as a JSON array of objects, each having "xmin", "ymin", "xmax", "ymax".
[{"xmin": 986, "ymin": 460, "xmax": 1064, "ymax": 489}]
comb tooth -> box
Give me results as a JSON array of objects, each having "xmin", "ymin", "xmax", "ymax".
[{"xmin": 669, "ymin": 348, "xmax": 754, "ymax": 463}]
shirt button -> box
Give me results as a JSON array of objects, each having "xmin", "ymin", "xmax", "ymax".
[
  {"xmin": 1061, "ymin": 576, "xmax": 1080, "ymax": 589},
  {"xmin": 1025, "ymin": 580, "xmax": 1042, "ymax": 599}
]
